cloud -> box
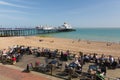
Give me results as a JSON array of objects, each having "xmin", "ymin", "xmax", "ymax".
[
  {"xmin": 0, "ymin": 9, "xmax": 28, "ymax": 14},
  {"xmin": 0, "ymin": 0, "xmax": 29, "ymax": 8},
  {"xmin": 0, "ymin": 13, "xmax": 28, "ymax": 20}
]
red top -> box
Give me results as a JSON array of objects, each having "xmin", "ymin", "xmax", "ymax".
[{"xmin": 12, "ymin": 57, "xmax": 16, "ymax": 61}]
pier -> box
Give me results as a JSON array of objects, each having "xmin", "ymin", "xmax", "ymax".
[
  {"xmin": 0, "ymin": 28, "xmax": 61, "ymax": 37},
  {"xmin": 0, "ymin": 23, "xmax": 75, "ymax": 37},
  {"xmin": 0, "ymin": 28, "xmax": 38, "ymax": 37}
]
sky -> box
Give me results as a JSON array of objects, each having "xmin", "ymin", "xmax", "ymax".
[{"xmin": 0, "ymin": 0, "xmax": 120, "ymax": 28}]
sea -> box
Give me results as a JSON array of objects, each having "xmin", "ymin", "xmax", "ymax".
[{"xmin": 39, "ymin": 28, "xmax": 120, "ymax": 43}]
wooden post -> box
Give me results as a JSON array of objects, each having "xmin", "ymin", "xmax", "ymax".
[
  {"xmin": 68, "ymin": 68, "xmax": 73, "ymax": 80},
  {"xmin": 0, "ymin": 30, "xmax": 1, "ymax": 36},
  {"xmin": 50, "ymin": 64, "xmax": 53, "ymax": 75}
]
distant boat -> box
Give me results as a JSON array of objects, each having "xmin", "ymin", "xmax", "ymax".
[{"xmin": 57, "ymin": 22, "xmax": 76, "ymax": 32}]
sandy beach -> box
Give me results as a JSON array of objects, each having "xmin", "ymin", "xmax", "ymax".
[
  {"xmin": 0, "ymin": 36, "xmax": 120, "ymax": 79},
  {"xmin": 0, "ymin": 36, "xmax": 120, "ymax": 57}
]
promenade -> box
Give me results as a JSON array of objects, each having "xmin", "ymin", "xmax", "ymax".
[{"xmin": 0, "ymin": 63, "xmax": 62, "ymax": 80}]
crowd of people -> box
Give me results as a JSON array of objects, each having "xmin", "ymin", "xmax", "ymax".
[
  {"xmin": 0, "ymin": 45, "xmax": 120, "ymax": 80},
  {"xmin": 0, "ymin": 45, "xmax": 32, "ymax": 64}
]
